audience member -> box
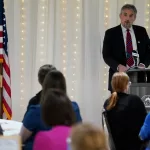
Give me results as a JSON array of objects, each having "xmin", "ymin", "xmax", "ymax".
[
  {"xmin": 70, "ymin": 123, "xmax": 107, "ymax": 150},
  {"xmin": 103, "ymin": 72, "xmax": 147, "ymax": 150},
  {"xmin": 20, "ymin": 70, "xmax": 82, "ymax": 150},
  {"xmin": 33, "ymin": 89, "xmax": 75, "ymax": 150}
]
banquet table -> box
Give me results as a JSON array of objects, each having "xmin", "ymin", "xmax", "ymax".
[{"xmin": 0, "ymin": 119, "xmax": 22, "ymax": 136}]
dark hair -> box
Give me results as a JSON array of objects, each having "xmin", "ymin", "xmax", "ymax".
[
  {"xmin": 41, "ymin": 89, "xmax": 75, "ymax": 126},
  {"xmin": 42, "ymin": 70, "xmax": 67, "ymax": 94},
  {"xmin": 120, "ymin": 4, "xmax": 137, "ymax": 15},
  {"xmin": 38, "ymin": 64, "xmax": 56, "ymax": 85}
]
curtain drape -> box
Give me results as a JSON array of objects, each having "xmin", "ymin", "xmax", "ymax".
[{"xmin": 4, "ymin": 0, "xmax": 150, "ymax": 124}]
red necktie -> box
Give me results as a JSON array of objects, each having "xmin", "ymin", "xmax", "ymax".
[{"xmin": 126, "ymin": 29, "xmax": 134, "ymax": 67}]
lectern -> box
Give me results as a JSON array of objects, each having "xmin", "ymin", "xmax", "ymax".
[{"xmin": 127, "ymin": 68, "xmax": 150, "ymax": 112}]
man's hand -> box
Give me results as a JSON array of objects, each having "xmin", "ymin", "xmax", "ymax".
[
  {"xmin": 117, "ymin": 64, "xmax": 128, "ymax": 72},
  {"xmin": 138, "ymin": 63, "xmax": 145, "ymax": 69}
]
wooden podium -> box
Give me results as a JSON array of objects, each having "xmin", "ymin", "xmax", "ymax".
[{"xmin": 127, "ymin": 68, "xmax": 150, "ymax": 112}]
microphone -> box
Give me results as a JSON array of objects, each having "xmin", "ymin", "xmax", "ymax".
[{"xmin": 132, "ymin": 50, "xmax": 139, "ymax": 67}]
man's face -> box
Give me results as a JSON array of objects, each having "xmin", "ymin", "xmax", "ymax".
[{"xmin": 120, "ymin": 9, "xmax": 136, "ymax": 29}]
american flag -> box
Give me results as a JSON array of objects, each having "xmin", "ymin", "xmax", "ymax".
[{"xmin": 0, "ymin": 0, "xmax": 12, "ymax": 119}]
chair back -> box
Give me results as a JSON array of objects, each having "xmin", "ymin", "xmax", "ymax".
[{"xmin": 102, "ymin": 109, "xmax": 116, "ymax": 150}]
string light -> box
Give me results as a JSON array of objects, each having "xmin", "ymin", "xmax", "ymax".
[
  {"xmin": 145, "ymin": 0, "xmax": 150, "ymax": 33},
  {"xmin": 69, "ymin": 0, "xmax": 81, "ymax": 99},
  {"xmin": 61, "ymin": 0, "xmax": 67, "ymax": 77},
  {"xmin": 103, "ymin": 0, "xmax": 110, "ymax": 99},
  {"xmin": 19, "ymin": 0, "xmax": 27, "ymax": 119},
  {"xmin": 37, "ymin": 0, "xmax": 48, "ymax": 67}
]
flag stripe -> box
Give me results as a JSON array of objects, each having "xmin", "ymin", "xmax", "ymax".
[
  {"xmin": 3, "ymin": 68, "xmax": 10, "ymax": 87},
  {"xmin": 2, "ymin": 103, "xmax": 11, "ymax": 119},
  {"xmin": 0, "ymin": 0, "xmax": 12, "ymax": 119},
  {"xmin": 3, "ymin": 78, "xmax": 11, "ymax": 97}
]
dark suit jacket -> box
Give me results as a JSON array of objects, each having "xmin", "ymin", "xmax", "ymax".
[
  {"xmin": 104, "ymin": 92, "xmax": 147, "ymax": 150},
  {"xmin": 102, "ymin": 25, "xmax": 150, "ymax": 91}
]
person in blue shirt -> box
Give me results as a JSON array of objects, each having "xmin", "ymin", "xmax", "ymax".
[
  {"xmin": 139, "ymin": 113, "xmax": 150, "ymax": 150},
  {"xmin": 20, "ymin": 70, "xmax": 82, "ymax": 150}
]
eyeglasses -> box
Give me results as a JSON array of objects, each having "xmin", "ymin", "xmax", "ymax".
[{"xmin": 128, "ymin": 81, "xmax": 132, "ymax": 86}]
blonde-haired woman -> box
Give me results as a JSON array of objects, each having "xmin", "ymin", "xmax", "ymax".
[
  {"xmin": 104, "ymin": 72, "xmax": 147, "ymax": 150},
  {"xmin": 70, "ymin": 123, "xmax": 107, "ymax": 150}
]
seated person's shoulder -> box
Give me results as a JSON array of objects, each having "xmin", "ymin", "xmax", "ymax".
[
  {"xmin": 23, "ymin": 105, "xmax": 41, "ymax": 120},
  {"xmin": 28, "ymin": 91, "xmax": 42, "ymax": 106},
  {"xmin": 71, "ymin": 101, "xmax": 79, "ymax": 110}
]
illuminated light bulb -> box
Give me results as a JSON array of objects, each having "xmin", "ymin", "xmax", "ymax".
[
  {"xmin": 42, "ymin": 6, "xmax": 45, "ymax": 9},
  {"xmin": 76, "ymin": 36, "xmax": 78, "ymax": 39},
  {"xmin": 104, "ymin": 74, "xmax": 107, "ymax": 76},
  {"xmin": 104, "ymin": 81, "xmax": 106, "ymax": 83},
  {"xmin": 71, "ymin": 96, "xmax": 73, "ymax": 98},
  {"xmin": 41, "ymin": 29, "xmax": 44, "ymax": 32},
  {"xmin": 40, "ymin": 51, "xmax": 44, "ymax": 54},
  {"xmin": 73, "ymin": 58, "xmax": 76, "ymax": 61},
  {"xmin": 63, "ymin": 30, "xmax": 66, "ymax": 33},
  {"xmin": 63, "ymin": 67, "xmax": 66, "ymax": 70},
  {"xmin": 76, "ymin": 21, "xmax": 79, "ymax": 24},
  {"xmin": 105, "ymin": 8, "xmax": 108, "ymax": 10},
  {"xmin": 41, "ymin": 14, "xmax": 45, "ymax": 16},
  {"xmin": 41, "ymin": 37, "xmax": 44, "ymax": 39},
  {"xmin": 21, "ymin": 45, "xmax": 24, "ymax": 48},
  {"xmin": 73, "ymin": 73, "xmax": 75, "ymax": 76},
  {"xmin": 74, "ymin": 51, "xmax": 77, "ymax": 54},
  {"xmin": 74, "ymin": 44, "xmax": 77, "ymax": 47},
  {"xmin": 21, "ymin": 60, "xmax": 24, "ymax": 63},
  {"xmin": 63, "ymin": 38, "xmax": 66, "ymax": 41},
  {"xmin": 21, "ymin": 90, "xmax": 24, "ymax": 93},
  {"xmin": 104, "ymin": 89, "xmax": 106, "ymax": 91},
  {"xmin": 22, "ymin": 15, "xmax": 25, "ymax": 18},
  {"xmin": 72, "ymin": 89, "xmax": 74, "ymax": 91},
  {"xmin": 22, "ymin": 7, "xmax": 25, "ymax": 10},
  {"xmin": 63, "ymin": 60, "xmax": 66, "ymax": 63},
  {"xmin": 21, "ymin": 68, "xmax": 24, "ymax": 71},
  {"xmin": 21, "ymin": 30, "xmax": 24, "ymax": 33},
  {"xmin": 148, "ymin": 4, "xmax": 150, "ymax": 7},
  {"xmin": 104, "ymin": 66, "xmax": 107, "ymax": 69},
  {"xmin": 21, "ymin": 53, "xmax": 24, "ymax": 56},
  {"xmin": 147, "ymin": 12, "xmax": 149, "ymax": 14},
  {"xmin": 76, "ymin": 14, "xmax": 80, "ymax": 17},
  {"xmin": 22, "ymin": 22, "xmax": 25, "ymax": 25},
  {"xmin": 20, "ymin": 82, "xmax": 23, "ymax": 85},
  {"xmin": 105, "ymin": 15, "xmax": 108, "ymax": 18},
  {"xmin": 63, "ymin": 45, "xmax": 66, "ymax": 48},
  {"xmin": 76, "ymin": 6, "xmax": 80, "ymax": 9},
  {"xmin": 63, "ymin": 52, "xmax": 66, "ymax": 56},
  {"xmin": 76, "ymin": 29, "xmax": 78, "ymax": 31},
  {"xmin": 41, "ymin": 22, "xmax": 45, "ymax": 24}
]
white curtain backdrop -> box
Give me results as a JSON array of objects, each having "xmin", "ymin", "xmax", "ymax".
[{"xmin": 4, "ymin": 0, "xmax": 150, "ymax": 125}]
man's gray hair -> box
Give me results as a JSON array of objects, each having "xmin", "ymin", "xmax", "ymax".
[{"xmin": 120, "ymin": 4, "xmax": 137, "ymax": 15}]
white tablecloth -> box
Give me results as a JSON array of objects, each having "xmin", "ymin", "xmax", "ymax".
[{"xmin": 0, "ymin": 119, "xmax": 22, "ymax": 136}]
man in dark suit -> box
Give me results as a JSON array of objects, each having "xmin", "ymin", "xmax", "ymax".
[{"xmin": 102, "ymin": 4, "xmax": 150, "ymax": 92}]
